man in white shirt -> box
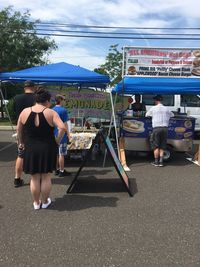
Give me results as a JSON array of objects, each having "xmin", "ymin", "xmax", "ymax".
[{"xmin": 146, "ymin": 95, "xmax": 174, "ymax": 167}]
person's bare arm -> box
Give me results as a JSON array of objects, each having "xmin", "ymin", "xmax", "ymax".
[
  {"xmin": 52, "ymin": 111, "xmax": 66, "ymax": 144},
  {"xmin": 64, "ymin": 121, "xmax": 70, "ymax": 140},
  {"xmin": 145, "ymin": 108, "xmax": 152, "ymax": 117},
  {"xmin": 16, "ymin": 112, "xmax": 24, "ymax": 147}
]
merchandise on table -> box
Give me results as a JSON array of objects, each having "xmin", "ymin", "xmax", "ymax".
[{"xmin": 68, "ymin": 132, "xmax": 97, "ymax": 150}]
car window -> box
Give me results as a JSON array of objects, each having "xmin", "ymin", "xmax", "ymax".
[
  {"xmin": 181, "ymin": 95, "xmax": 200, "ymax": 107},
  {"xmin": 142, "ymin": 95, "xmax": 174, "ymax": 106}
]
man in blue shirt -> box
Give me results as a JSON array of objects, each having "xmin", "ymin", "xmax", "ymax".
[{"xmin": 53, "ymin": 95, "xmax": 71, "ymax": 177}]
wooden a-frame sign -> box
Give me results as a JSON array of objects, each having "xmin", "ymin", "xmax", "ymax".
[{"xmin": 67, "ymin": 130, "xmax": 133, "ymax": 197}]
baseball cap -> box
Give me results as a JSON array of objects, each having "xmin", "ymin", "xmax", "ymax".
[
  {"xmin": 24, "ymin": 80, "xmax": 35, "ymax": 87},
  {"xmin": 55, "ymin": 94, "xmax": 65, "ymax": 102},
  {"xmin": 153, "ymin": 94, "xmax": 163, "ymax": 101}
]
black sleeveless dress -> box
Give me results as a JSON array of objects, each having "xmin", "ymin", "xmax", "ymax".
[{"xmin": 23, "ymin": 109, "xmax": 58, "ymax": 175}]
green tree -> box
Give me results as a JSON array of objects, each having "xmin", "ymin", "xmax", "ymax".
[
  {"xmin": 0, "ymin": 6, "xmax": 57, "ymax": 72},
  {"xmin": 94, "ymin": 44, "xmax": 123, "ymax": 86}
]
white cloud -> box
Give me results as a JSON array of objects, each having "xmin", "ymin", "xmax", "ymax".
[
  {"xmin": 1, "ymin": 0, "xmax": 200, "ymax": 70},
  {"xmin": 50, "ymin": 45, "xmax": 105, "ymax": 70}
]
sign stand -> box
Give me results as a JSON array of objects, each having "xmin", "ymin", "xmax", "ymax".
[
  {"xmin": 119, "ymin": 137, "xmax": 130, "ymax": 171},
  {"xmin": 67, "ymin": 130, "xmax": 133, "ymax": 197},
  {"xmin": 193, "ymin": 144, "xmax": 200, "ymax": 165}
]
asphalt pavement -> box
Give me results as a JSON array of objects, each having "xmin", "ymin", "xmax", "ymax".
[{"xmin": 1, "ymin": 130, "xmax": 200, "ymax": 267}]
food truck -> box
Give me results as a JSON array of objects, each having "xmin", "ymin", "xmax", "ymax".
[
  {"xmin": 111, "ymin": 46, "xmax": 200, "ymax": 166},
  {"xmin": 117, "ymin": 109, "xmax": 195, "ymax": 160}
]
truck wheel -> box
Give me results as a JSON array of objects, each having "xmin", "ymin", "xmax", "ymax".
[
  {"xmin": 194, "ymin": 131, "xmax": 200, "ymax": 140},
  {"xmin": 163, "ymin": 146, "xmax": 173, "ymax": 161}
]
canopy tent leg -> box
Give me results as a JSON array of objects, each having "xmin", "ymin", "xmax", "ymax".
[
  {"xmin": 0, "ymin": 83, "xmax": 15, "ymax": 134},
  {"xmin": 103, "ymin": 90, "xmax": 130, "ymax": 171},
  {"xmin": 103, "ymin": 90, "xmax": 118, "ymax": 167},
  {"xmin": 0, "ymin": 82, "xmax": 17, "ymax": 152},
  {"xmin": 118, "ymin": 77, "xmax": 130, "ymax": 171}
]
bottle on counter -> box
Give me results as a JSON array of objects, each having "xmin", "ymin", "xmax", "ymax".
[{"xmin": 125, "ymin": 104, "xmax": 133, "ymax": 117}]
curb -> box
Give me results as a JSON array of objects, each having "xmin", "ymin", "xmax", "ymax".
[{"xmin": 0, "ymin": 126, "xmax": 17, "ymax": 130}]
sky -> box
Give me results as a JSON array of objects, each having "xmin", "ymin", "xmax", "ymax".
[{"xmin": 1, "ymin": 0, "xmax": 200, "ymax": 70}]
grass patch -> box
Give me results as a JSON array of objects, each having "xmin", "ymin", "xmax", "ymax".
[{"xmin": 0, "ymin": 119, "xmax": 16, "ymax": 126}]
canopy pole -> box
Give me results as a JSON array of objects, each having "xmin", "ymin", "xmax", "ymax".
[
  {"xmin": 0, "ymin": 82, "xmax": 15, "ymax": 134},
  {"xmin": 118, "ymin": 77, "xmax": 130, "ymax": 171},
  {"xmin": 103, "ymin": 89, "xmax": 119, "ymax": 167},
  {"xmin": 110, "ymin": 90, "xmax": 120, "ymax": 158},
  {"xmin": 0, "ymin": 82, "xmax": 17, "ymax": 153}
]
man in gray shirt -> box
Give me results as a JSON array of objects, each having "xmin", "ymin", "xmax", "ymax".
[{"xmin": 146, "ymin": 95, "xmax": 174, "ymax": 167}]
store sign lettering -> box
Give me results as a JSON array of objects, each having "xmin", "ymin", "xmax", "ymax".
[{"xmin": 124, "ymin": 47, "xmax": 200, "ymax": 78}]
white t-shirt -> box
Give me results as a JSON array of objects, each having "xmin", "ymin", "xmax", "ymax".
[{"xmin": 146, "ymin": 104, "xmax": 174, "ymax": 128}]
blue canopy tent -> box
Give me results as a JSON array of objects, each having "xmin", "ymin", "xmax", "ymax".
[
  {"xmin": 0, "ymin": 62, "xmax": 110, "ymax": 141},
  {"xmin": 109, "ymin": 76, "xmax": 200, "ymax": 168},
  {"xmin": 0, "ymin": 62, "xmax": 110, "ymax": 88},
  {"xmin": 112, "ymin": 77, "xmax": 200, "ymax": 95}
]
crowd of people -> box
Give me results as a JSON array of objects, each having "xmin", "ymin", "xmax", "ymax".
[
  {"xmin": 13, "ymin": 81, "xmax": 174, "ymax": 209},
  {"xmin": 14, "ymin": 80, "xmax": 70, "ymax": 210}
]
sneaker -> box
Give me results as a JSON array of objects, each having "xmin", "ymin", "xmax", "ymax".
[
  {"xmin": 55, "ymin": 169, "xmax": 60, "ymax": 176},
  {"xmin": 33, "ymin": 201, "xmax": 41, "ymax": 210},
  {"xmin": 151, "ymin": 161, "xmax": 159, "ymax": 167},
  {"xmin": 59, "ymin": 170, "xmax": 71, "ymax": 177},
  {"xmin": 159, "ymin": 162, "xmax": 164, "ymax": 167},
  {"xmin": 14, "ymin": 178, "xmax": 24, "ymax": 188},
  {"xmin": 41, "ymin": 198, "xmax": 51, "ymax": 209}
]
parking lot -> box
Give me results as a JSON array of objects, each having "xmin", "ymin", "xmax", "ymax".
[{"xmin": 1, "ymin": 130, "xmax": 200, "ymax": 267}]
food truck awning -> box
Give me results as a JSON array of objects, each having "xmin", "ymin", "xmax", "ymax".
[
  {"xmin": 0, "ymin": 62, "xmax": 110, "ymax": 88},
  {"xmin": 112, "ymin": 77, "xmax": 200, "ymax": 95}
]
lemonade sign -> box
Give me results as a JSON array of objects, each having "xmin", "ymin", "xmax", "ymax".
[
  {"xmin": 64, "ymin": 89, "xmax": 112, "ymax": 119},
  {"xmin": 52, "ymin": 88, "xmax": 130, "ymax": 120}
]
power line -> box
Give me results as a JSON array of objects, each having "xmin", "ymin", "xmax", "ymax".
[
  {"xmin": 34, "ymin": 28, "xmax": 200, "ymax": 36},
  {"xmin": 21, "ymin": 31, "xmax": 200, "ymax": 40},
  {"xmin": 3, "ymin": 26, "xmax": 200, "ymax": 36},
  {"xmin": 4, "ymin": 30, "xmax": 200, "ymax": 40},
  {"xmin": 33, "ymin": 22, "xmax": 200, "ymax": 30},
  {"xmin": 3, "ymin": 22, "xmax": 200, "ymax": 40}
]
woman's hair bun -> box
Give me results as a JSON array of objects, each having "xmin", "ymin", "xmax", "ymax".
[
  {"xmin": 35, "ymin": 86, "xmax": 46, "ymax": 95},
  {"xmin": 35, "ymin": 86, "xmax": 51, "ymax": 103}
]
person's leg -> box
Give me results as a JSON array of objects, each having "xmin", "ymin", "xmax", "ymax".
[
  {"xmin": 30, "ymin": 173, "xmax": 41, "ymax": 206},
  {"xmin": 59, "ymin": 154, "xmax": 65, "ymax": 171},
  {"xmin": 153, "ymin": 148, "xmax": 159, "ymax": 165},
  {"xmin": 159, "ymin": 128, "xmax": 168, "ymax": 166},
  {"xmin": 159, "ymin": 149, "xmax": 164, "ymax": 166},
  {"xmin": 15, "ymin": 157, "xmax": 23, "ymax": 178},
  {"xmin": 159, "ymin": 149, "xmax": 164, "ymax": 158},
  {"xmin": 151, "ymin": 129, "xmax": 159, "ymax": 166},
  {"xmin": 154, "ymin": 148, "xmax": 160, "ymax": 160},
  {"xmin": 58, "ymin": 144, "xmax": 71, "ymax": 176},
  {"xmin": 40, "ymin": 173, "xmax": 52, "ymax": 204},
  {"xmin": 14, "ymin": 148, "xmax": 24, "ymax": 187},
  {"xmin": 55, "ymin": 155, "xmax": 59, "ymax": 175}
]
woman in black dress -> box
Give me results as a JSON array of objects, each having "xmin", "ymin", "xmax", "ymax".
[{"xmin": 17, "ymin": 87, "xmax": 67, "ymax": 210}]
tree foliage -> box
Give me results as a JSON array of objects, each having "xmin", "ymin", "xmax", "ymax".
[
  {"xmin": 0, "ymin": 6, "xmax": 57, "ymax": 72},
  {"xmin": 94, "ymin": 44, "xmax": 123, "ymax": 86}
]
